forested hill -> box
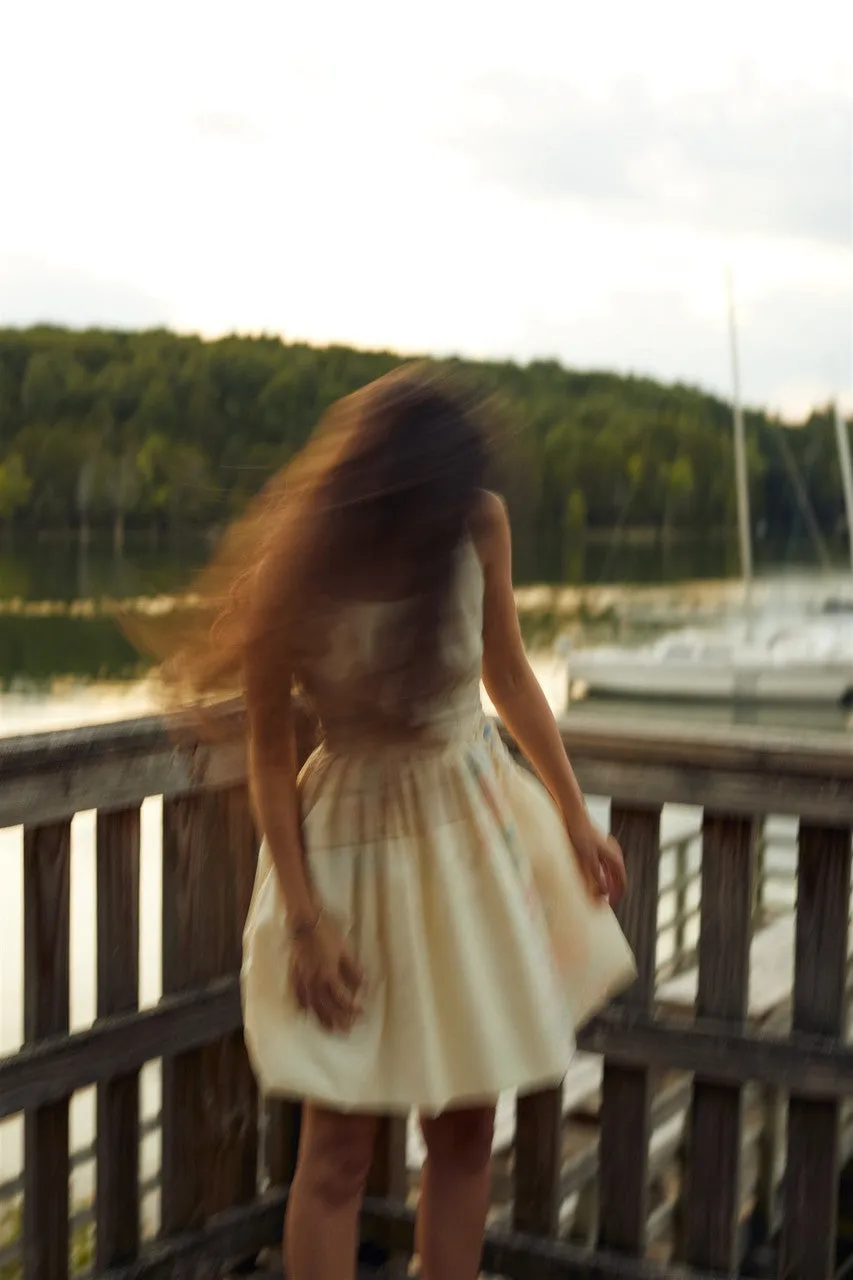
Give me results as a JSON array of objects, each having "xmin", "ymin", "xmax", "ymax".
[{"xmin": 0, "ymin": 325, "xmax": 848, "ymax": 582}]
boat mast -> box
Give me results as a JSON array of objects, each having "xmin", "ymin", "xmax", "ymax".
[
  {"xmin": 727, "ymin": 268, "xmax": 753, "ymax": 615},
  {"xmin": 834, "ymin": 398, "xmax": 853, "ymax": 573}
]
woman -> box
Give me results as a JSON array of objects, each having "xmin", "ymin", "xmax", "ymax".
[{"xmin": 157, "ymin": 365, "xmax": 634, "ymax": 1280}]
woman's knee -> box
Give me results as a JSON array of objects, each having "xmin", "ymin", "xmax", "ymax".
[
  {"xmin": 420, "ymin": 1105, "xmax": 495, "ymax": 1176},
  {"xmin": 297, "ymin": 1107, "xmax": 378, "ymax": 1207}
]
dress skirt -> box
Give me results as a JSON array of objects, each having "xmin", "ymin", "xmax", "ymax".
[{"xmin": 241, "ymin": 718, "xmax": 636, "ymax": 1116}]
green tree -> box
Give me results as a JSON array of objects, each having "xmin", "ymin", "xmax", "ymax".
[
  {"xmin": 137, "ymin": 434, "xmax": 218, "ymax": 541},
  {"xmin": 0, "ymin": 323, "xmax": 847, "ymax": 582},
  {"xmin": 0, "ymin": 453, "xmax": 32, "ymax": 532}
]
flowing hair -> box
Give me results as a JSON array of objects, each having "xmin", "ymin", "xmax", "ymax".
[{"xmin": 126, "ymin": 363, "xmax": 494, "ymax": 737}]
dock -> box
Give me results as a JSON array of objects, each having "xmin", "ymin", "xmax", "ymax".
[{"xmin": 1, "ymin": 707, "xmax": 853, "ymax": 1279}]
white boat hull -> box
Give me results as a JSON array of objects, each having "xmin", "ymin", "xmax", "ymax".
[
  {"xmin": 566, "ymin": 621, "xmax": 853, "ymax": 706},
  {"xmin": 568, "ymin": 657, "xmax": 853, "ymax": 705}
]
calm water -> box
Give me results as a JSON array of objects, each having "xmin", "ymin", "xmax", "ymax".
[
  {"xmin": 1, "ymin": 532, "xmax": 850, "ymax": 690},
  {"xmin": 4, "ymin": 528, "xmax": 848, "ymax": 604}
]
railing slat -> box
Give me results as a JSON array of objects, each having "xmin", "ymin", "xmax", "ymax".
[
  {"xmin": 683, "ymin": 813, "xmax": 754, "ymax": 1270},
  {"xmin": 264, "ymin": 1098, "xmax": 302, "ymax": 1189},
  {"xmin": 598, "ymin": 803, "xmax": 661, "ymax": 1256},
  {"xmin": 0, "ymin": 979, "xmax": 241, "ymax": 1117},
  {"xmin": 160, "ymin": 788, "xmax": 259, "ymax": 1236},
  {"xmin": 5, "ymin": 710, "xmax": 853, "ymax": 1280},
  {"xmin": 96, "ymin": 806, "xmax": 141, "ymax": 1268},
  {"xmin": 160, "ymin": 793, "xmax": 206, "ymax": 1235},
  {"xmin": 360, "ymin": 1116, "xmax": 409, "ymax": 1271},
  {"xmin": 514, "ymin": 1086, "xmax": 562, "ymax": 1235},
  {"xmin": 23, "ymin": 820, "xmax": 71, "ymax": 1280},
  {"xmin": 780, "ymin": 822, "xmax": 851, "ymax": 1280},
  {"xmin": 219, "ymin": 785, "xmax": 262, "ymax": 1212}
]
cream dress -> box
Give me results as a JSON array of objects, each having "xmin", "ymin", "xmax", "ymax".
[{"xmin": 241, "ymin": 538, "xmax": 635, "ymax": 1116}]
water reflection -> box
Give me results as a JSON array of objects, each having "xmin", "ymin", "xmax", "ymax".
[
  {"xmin": 3, "ymin": 529, "xmax": 846, "ymax": 607},
  {"xmin": 0, "ymin": 537, "xmax": 206, "ymax": 605},
  {"xmin": 0, "ymin": 615, "xmax": 144, "ymax": 689}
]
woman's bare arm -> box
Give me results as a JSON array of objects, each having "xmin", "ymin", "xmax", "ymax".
[
  {"xmin": 476, "ymin": 492, "xmax": 587, "ymax": 823},
  {"xmin": 243, "ymin": 560, "xmax": 364, "ymax": 1029},
  {"xmin": 474, "ymin": 491, "xmax": 626, "ymax": 898}
]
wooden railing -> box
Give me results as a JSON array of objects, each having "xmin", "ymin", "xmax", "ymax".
[{"xmin": 1, "ymin": 709, "xmax": 852, "ymax": 1280}]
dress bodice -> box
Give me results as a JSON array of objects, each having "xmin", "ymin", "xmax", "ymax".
[{"xmin": 299, "ymin": 538, "xmax": 485, "ymax": 749}]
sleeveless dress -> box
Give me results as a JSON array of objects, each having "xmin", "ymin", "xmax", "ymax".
[{"xmin": 241, "ymin": 538, "xmax": 635, "ymax": 1116}]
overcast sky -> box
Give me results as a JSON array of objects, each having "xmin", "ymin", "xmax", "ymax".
[{"xmin": 1, "ymin": 0, "xmax": 851, "ymax": 418}]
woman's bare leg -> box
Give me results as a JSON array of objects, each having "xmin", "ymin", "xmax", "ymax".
[
  {"xmin": 284, "ymin": 1105, "xmax": 378, "ymax": 1280},
  {"xmin": 416, "ymin": 1105, "xmax": 496, "ymax": 1280}
]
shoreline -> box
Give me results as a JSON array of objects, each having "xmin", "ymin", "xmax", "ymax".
[{"xmin": 1, "ymin": 567, "xmax": 851, "ymax": 623}]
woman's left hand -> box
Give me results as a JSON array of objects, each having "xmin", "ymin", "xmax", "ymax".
[{"xmin": 567, "ymin": 815, "xmax": 627, "ymax": 905}]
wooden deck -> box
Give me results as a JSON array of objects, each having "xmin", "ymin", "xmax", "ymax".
[{"xmin": 2, "ymin": 707, "xmax": 853, "ymax": 1279}]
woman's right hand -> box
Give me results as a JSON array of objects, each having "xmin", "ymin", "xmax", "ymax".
[
  {"xmin": 566, "ymin": 813, "xmax": 628, "ymax": 905},
  {"xmin": 289, "ymin": 913, "xmax": 365, "ymax": 1032}
]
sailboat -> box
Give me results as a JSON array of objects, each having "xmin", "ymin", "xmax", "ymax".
[{"xmin": 564, "ymin": 280, "xmax": 853, "ymax": 707}]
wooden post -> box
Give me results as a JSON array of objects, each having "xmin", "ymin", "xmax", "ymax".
[
  {"xmin": 572, "ymin": 1177, "xmax": 600, "ymax": 1248},
  {"xmin": 514, "ymin": 1086, "xmax": 563, "ymax": 1236},
  {"xmin": 598, "ymin": 804, "xmax": 661, "ymax": 1256},
  {"xmin": 96, "ymin": 807, "xmax": 141, "ymax": 1268},
  {"xmin": 221, "ymin": 784, "xmax": 262, "ymax": 1212},
  {"xmin": 753, "ymin": 1085, "xmax": 785, "ymax": 1246},
  {"xmin": 753, "ymin": 818, "xmax": 767, "ymax": 925},
  {"xmin": 23, "ymin": 820, "xmax": 72, "ymax": 1280},
  {"xmin": 674, "ymin": 838, "xmax": 689, "ymax": 971},
  {"xmin": 264, "ymin": 1099, "xmax": 302, "ymax": 1190},
  {"xmin": 780, "ymin": 823, "xmax": 851, "ymax": 1279},
  {"xmin": 683, "ymin": 813, "xmax": 754, "ymax": 1272},
  {"xmin": 360, "ymin": 1116, "xmax": 409, "ymax": 1273},
  {"xmin": 161, "ymin": 786, "xmax": 259, "ymax": 1237}
]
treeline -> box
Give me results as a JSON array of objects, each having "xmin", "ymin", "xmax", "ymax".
[{"xmin": 0, "ymin": 326, "xmax": 848, "ymax": 582}]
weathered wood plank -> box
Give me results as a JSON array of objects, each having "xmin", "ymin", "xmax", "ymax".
[
  {"xmin": 683, "ymin": 813, "xmax": 754, "ymax": 1271},
  {"xmin": 0, "ymin": 699, "xmax": 324, "ymax": 830},
  {"xmin": 493, "ymin": 1073, "xmax": 695, "ymax": 1224},
  {"xmin": 6, "ymin": 707, "xmax": 853, "ymax": 828},
  {"xmin": 655, "ymin": 907, "xmax": 853, "ymax": 1021},
  {"xmin": 23, "ymin": 820, "xmax": 71, "ymax": 1280},
  {"xmin": 780, "ymin": 822, "xmax": 851, "ymax": 1280},
  {"xmin": 265, "ymin": 1100, "xmax": 302, "ymax": 1188},
  {"xmin": 565, "ymin": 756, "xmax": 853, "ymax": 825},
  {"xmin": 0, "ymin": 977, "xmax": 241, "ymax": 1118},
  {"xmin": 513, "ymin": 1086, "xmax": 562, "ymax": 1235},
  {"xmin": 360, "ymin": 1117, "xmax": 409, "ymax": 1271},
  {"xmin": 598, "ymin": 804, "xmax": 660, "ymax": 1257},
  {"xmin": 10, "ymin": 975, "xmax": 853, "ymax": 1124},
  {"xmin": 95, "ymin": 1189, "xmax": 286, "ymax": 1280},
  {"xmin": 160, "ymin": 791, "xmax": 211, "ymax": 1234},
  {"xmin": 216, "ymin": 785, "xmax": 261, "ymax": 1213},
  {"xmin": 5, "ymin": 703, "xmax": 853, "ymax": 784},
  {"xmin": 672, "ymin": 838, "xmax": 691, "ymax": 967},
  {"xmin": 96, "ymin": 807, "xmax": 141, "ymax": 1269},
  {"xmin": 359, "ymin": 1194, "xmax": 728, "ymax": 1280},
  {"xmin": 577, "ymin": 1007, "xmax": 853, "ymax": 1096},
  {"xmin": 752, "ymin": 1085, "xmax": 786, "ymax": 1247},
  {"xmin": 161, "ymin": 788, "xmax": 259, "ymax": 1236},
  {"xmin": 0, "ymin": 736, "xmax": 248, "ymax": 829}
]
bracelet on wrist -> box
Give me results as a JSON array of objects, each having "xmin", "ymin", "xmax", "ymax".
[{"xmin": 289, "ymin": 907, "xmax": 325, "ymax": 941}]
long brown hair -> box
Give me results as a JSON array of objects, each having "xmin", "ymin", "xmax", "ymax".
[{"xmin": 130, "ymin": 363, "xmax": 493, "ymax": 733}]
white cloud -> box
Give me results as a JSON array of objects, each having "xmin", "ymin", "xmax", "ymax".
[
  {"xmin": 446, "ymin": 79, "xmax": 851, "ymax": 245},
  {"xmin": 0, "ymin": 0, "xmax": 850, "ymax": 416},
  {"xmin": 0, "ymin": 256, "xmax": 172, "ymax": 330}
]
